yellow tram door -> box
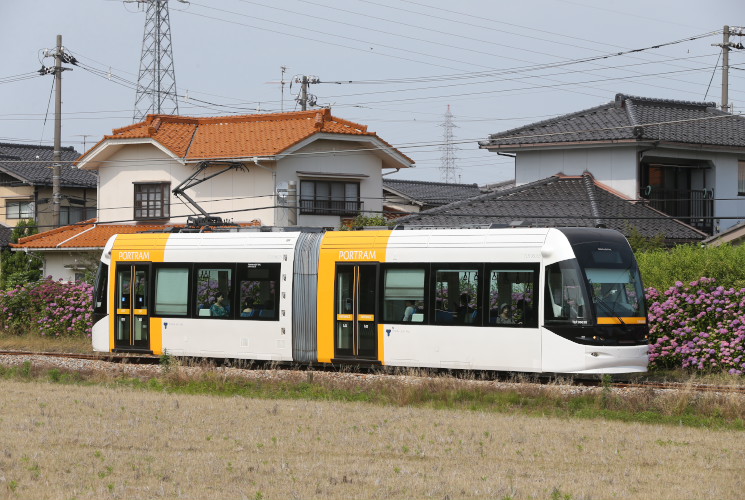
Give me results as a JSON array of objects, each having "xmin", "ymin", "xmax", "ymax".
[
  {"xmin": 114, "ymin": 263, "xmax": 151, "ymax": 352},
  {"xmin": 334, "ymin": 264, "xmax": 378, "ymax": 360}
]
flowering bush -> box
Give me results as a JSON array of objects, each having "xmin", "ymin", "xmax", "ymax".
[
  {"xmin": 0, "ymin": 278, "xmax": 93, "ymax": 337},
  {"xmin": 647, "ymin": 277, "xmax": 745, "ymax": 374}
]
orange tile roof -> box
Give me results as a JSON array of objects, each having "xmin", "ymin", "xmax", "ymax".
[
  {"xmin": 11, "ymin": 219, "xmax": 261, "ymax": 250},
  {"xmin": 79, "ymin": 108, "xmax": 413, "ymax": 164}
]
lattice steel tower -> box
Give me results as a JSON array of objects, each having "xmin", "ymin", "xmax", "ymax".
[
  {"xmin": 132, "ymin": 0, "xmax": 181, "ymax": 122},
  {"xmin": 439, "ymin": 104, "xmax": 460, "ymax": 183}
]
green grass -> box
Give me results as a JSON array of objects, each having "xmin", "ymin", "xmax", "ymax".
[{"xmin": 2, "ymin": 360, "xmax": 744, "ymax": 432}]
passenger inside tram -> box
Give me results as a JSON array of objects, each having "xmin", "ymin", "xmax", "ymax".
[{"xmin": 210, "ymin": 292, "xmax": 229, "ymax": 317}]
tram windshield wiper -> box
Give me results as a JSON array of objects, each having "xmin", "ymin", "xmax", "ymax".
[{"xmin": 594, "ymin": 295, "xmax": 626, "ymax": 325}]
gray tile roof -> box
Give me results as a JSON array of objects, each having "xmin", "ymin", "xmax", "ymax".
[
  {"xmin": 0, "ymin": 143, "xmax": 96, "ymax": 188},
  {"xmin": 383, "ymin": 179, "xmax": 483, "ymax": 208},
  {"xmin": 395, "ymin": 174, "xmax": 707, "ymax": 243},
  {"xmin": 480, "ymin": 94, "xmax": 745, "ymax": 149}
]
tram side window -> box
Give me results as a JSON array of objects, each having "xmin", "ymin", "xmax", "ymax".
[
  {"xmin": 154, "ymin": 267, "xmax": 189, "ymax": 316},
  {"xmin": 487, "ymin": 268, "xmax": 537, "ymax": 327},
  {"xmin": 544, "ymin": 260, "xmax": 590, "ymax": 324},
  {"xmin": 382, "ymin": 268, "xmax": 426, "ymax": 323},
  {"xmin": 195, "ymin": 267, "xmax": 233, "ymax": 318},
  {"xmin": 433, "ymin": 267, "xmax": 479, "ymax": 325},
  {"xmin": 237, "ymin": 264, "xmax": 280, "ymax": 320}
]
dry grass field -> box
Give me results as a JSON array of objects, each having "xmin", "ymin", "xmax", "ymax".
[
  {"xmin": 0, "ymin": 335, "xmax": 90, "ymax": 354},
  {"xmin": 1, "ymin": 379, "xmax": 744, "ymax": 500}
]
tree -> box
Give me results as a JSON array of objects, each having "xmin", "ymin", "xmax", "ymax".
[
  {"xmin": 0, "ymin": 219, "xmax": 44, "ymax": 289},
  {"xmin": 626, "ymin": 225, "xmax": 666, "ymax": 253}
]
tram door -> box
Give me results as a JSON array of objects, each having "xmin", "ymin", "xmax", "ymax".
[
  {"xmin": 335, "ymin": 264, "xmax": 378, "ymax": 359},
  {"xmin": 114, "ymin": 264, "xmax": 151, "ymax": 351}
]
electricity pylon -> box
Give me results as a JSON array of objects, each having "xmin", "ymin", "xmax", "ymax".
[{"xmin": 131, "ymin": 0, "xmax": 184, "ymax": 122}]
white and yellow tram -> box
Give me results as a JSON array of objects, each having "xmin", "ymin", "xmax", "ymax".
[{"xmin": 92, "ymin": 227, "xmax": 649, "ymax": 374}]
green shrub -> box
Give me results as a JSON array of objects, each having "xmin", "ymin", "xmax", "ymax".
[
  {"xmin": 340, "ymin": 214, "xmax": 388, "ymax": 230},
  {"xmin": 637, "ymin": 243, "xmax": 745, "ymax": 291}
]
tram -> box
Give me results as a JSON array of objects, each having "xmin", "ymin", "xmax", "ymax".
[{"xmin": 92, "ymin": 227, "xmax": 649, "ymax": 374}]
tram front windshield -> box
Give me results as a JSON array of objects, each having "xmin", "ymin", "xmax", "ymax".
[
  {"xmin": 585, "ymin": 265, "xmax": 645, "ymax": 318},
  {"xmin": 546, "ymin": 229, "xmax": 647, "ymax": 325}
]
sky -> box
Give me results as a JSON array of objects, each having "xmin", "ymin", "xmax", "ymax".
[{"xmin": 1, "ymin": 0, "xmax": 743, "ymax": 186}]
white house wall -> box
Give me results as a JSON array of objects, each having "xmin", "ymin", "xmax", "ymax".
[
  {"xmin": 96, "ymin": 144, "xmax": 275, "ymax": 225},
  {"xmin": 41, "ymin": 251, "xmax": 98, "ymax": 282},
  {"xmin": 709, "ymin": 153, "xmax": 744, "ymax": 232},
  {"xmin": 515, "ymin": 146, "xmax": 638, "ymax": 198},
  {"xmin": 514, "ymin": 145, "xmax": 745, "ymax": 233},
  {"xmin": 277, "ymin": 139, "xmax": 384, "ymax": 228}
]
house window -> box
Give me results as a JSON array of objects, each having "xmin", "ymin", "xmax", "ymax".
[
  {"xmin": 134, "ymin": 183, "xmax": 170, "ymax": 220},
  {"xmin": 299, "ymin": 180, "xmax": 361, "ymax": 215},
  {"xmin": 739, "ymin": 161, "xmax": 745, "ymax": 196},
  {"xmin": 6, "ymin": 200, "xmax": 33, "ymax": 219},
  {"xmin": 61, "ymin": 205, "xmax": 95, "ymax": 225}
]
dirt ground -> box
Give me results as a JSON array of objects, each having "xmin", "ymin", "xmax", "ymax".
[{"xmin": 0, "ymin": 379, "xmax": 744, "ymax": 500}]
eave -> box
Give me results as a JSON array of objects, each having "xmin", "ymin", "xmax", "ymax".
[
  {"xmin": 277, "ymin": 133, "xmax": 414, "ymax": 170},
  {"xmin": 481, "ymin": 139, "xmax": 745, "ymax": 155},
  {"xmin": 76, "ymin": 137, "xmax": 186, "ymax": 170}
]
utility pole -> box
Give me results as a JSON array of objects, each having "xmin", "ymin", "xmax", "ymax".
[
  {"xmin": 713, "ymin": 25, "xmax": 745, "ymax": 112},
  {"xmin": 293, "ymin": 75, "xmax": 319, "ymax": 111},
  {"xmin": 280, "ymin": 66, "xmax": 287, "ymax": 112},
  {"xmin": 52, "ymin": 35, "xmax": 63, "ymax": 228},
  {"xmin": 722, "ymin": 25, "xmax": 730, "ymax": 112},
  {"xmin": 39, "ymin": 35, "xmax": 76, "ymax": 228}
]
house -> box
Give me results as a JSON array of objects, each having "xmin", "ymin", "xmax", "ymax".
[
  {"xmin": 0, "ymin": 142, "xmax": 97, "ymax": 230},
  {"xmin": 382, "ymin": 178, "xmax": 483, "ymax": 215},
  {"xmin": 76, "ymin": 109, "xmax": 412, "ymax": 228},
  {"xmin": 12, "ymin": 109, "xmax": 412, "ymax": 281},
  {"xmin": 394, "ymin": 173, "xmax": 707, "ymax": 246},
  {"xmin": 702, "ymin": 221, "xmax": 745, "ymax": 246},
  {"xmin": 479, "ymin": 94, "xmax": 745, "ymax": 235}
]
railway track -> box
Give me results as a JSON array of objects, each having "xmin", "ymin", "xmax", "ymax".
[
  {"xmin": 1, "ymin": 349, "xmax": 744, "ymax": 394},
  {"xmin": 0, "ymin": 350, "xmax": 159, "ymax": 365}
]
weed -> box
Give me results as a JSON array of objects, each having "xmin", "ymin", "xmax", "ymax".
[
  {"xmin": 160, "ymin": 350, "xmax": 173, "ymax": 372},
  {"xmin": 98, "ymin": 466, "xmax": 113, "ymax": 479},
  {"xmin": 550, "ymin": 487, "xmax": 574, "ymax": 500},
  {"xmin": 600, "ymin": 374, "xmax": 613, "ymax": 409},
  {"xmin": 27, "ymin": 463, "xmax": 40, "ymax": 479}
]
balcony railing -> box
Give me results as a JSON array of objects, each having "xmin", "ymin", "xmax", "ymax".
[
  {"xmin": 299, "ymin": 199, "xmax": 363, "ymax": 216},
  {"xmin": 644, "ymin": 187, "xmax": 713, "ymax": 234}
]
